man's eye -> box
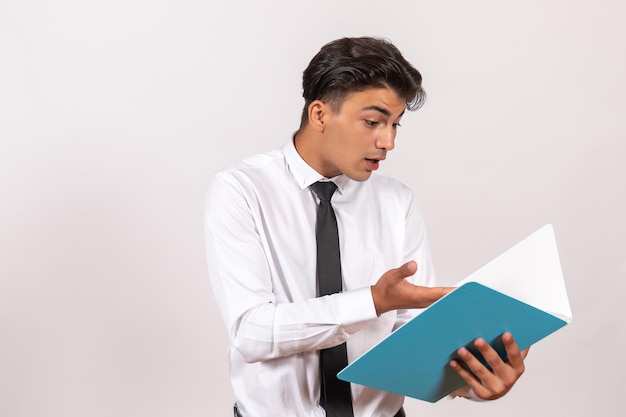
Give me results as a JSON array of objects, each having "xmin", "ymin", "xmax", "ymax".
[
  {"xmin": 393, "ymin": 123, "xmax": 402, "ymax": 129},
  {"xmin": 365, "ymin": 120, "xmax": 379, "ymax": 127}
]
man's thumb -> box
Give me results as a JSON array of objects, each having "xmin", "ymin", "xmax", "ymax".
[{"xmin": 397, "ymin": 261, "xmax": 418, "ymax": 278}]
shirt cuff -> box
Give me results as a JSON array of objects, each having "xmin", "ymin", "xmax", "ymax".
[
  {"xmin": 448, "ymin": 386, "xmax": 487, "ymax": 402},
  {"xmin": 336, "ymin": 287, "xmax": 379, "ymax": 332}
]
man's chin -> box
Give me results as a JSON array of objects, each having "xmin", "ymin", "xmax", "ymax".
[{"xmin": 346, "ymin": 171, "xmax": 373, "ymax": 182}]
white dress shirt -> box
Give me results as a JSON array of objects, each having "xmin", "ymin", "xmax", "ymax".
[{"xmin": 205, "ymin": 139, "xmax": 437, "ymax": 417}]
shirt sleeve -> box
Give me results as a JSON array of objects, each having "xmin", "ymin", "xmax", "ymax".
[
  {"xmin": 204, "ymin": 173, "xmax": 379, "ymax": 363},
  {"xmin": 393, "ymin": 190, "xmax": 438, "ymax": 330}
]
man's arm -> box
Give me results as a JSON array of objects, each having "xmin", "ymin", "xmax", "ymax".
[{"xmin": 205, "ymin": 174, "xmax": 381, "ymax": 363}]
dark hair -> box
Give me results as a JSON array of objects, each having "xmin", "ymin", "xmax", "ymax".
[{"xmin": 299, "ymin": 37, "xmax": 426, "ymax": 127}]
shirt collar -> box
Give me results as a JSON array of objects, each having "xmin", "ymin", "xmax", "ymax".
[{"xmin": 282, "ymin": 137, "xmax": 350, "ymax": 193}]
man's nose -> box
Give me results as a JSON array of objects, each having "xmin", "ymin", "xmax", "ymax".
[{"xmin": 376, "ymin": 127, "xmax": 395, "ymax": 151}]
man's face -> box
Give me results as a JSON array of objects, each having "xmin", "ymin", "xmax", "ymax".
[{"xmin": 315, "ymin": 88, "xmax": 406, "ymax": 181}]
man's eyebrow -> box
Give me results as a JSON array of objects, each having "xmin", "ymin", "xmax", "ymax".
[{"xmin": 362, "ymin": 105, "xmax": 405, "ymax": 119}]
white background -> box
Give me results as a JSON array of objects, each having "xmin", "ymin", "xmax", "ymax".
[{"xmin": 1, "ymin": 1, "xmax": 624, "ymax": 416}]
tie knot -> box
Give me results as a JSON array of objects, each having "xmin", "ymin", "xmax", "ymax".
[{"xmin": 311, "ymin": 181, "xmax": 337, "ymax": 202}]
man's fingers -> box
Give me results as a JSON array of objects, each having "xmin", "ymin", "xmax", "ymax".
[
  {"xmin": 502, "ymin": 332, "xmax": 526, "ymax": 371},
  {"xmin": 449, "ymin": 333, "xmax": 528, "ymax": 400},
  {"xmin": 415, "ymin": 285, "xmax": 454, "ymax": 306}
]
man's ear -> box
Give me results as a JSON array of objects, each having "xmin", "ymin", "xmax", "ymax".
[{"xmin": 307, "ymin": 100, "xmax": 328, "ymax": 133}]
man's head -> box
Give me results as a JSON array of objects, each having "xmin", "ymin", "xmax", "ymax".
[
  {"xmin": 299, "ymin": 37, "xmax": 425, "ymax": 129},
  {"xmin": 294, "ymin": 37, "xmax": 424, "ymax": 182}
]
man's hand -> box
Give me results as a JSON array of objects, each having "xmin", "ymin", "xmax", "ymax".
[
  {"xmin": 371, "ymin": 261, "xmax": 454, "ymax": 316},
  {"xmin": 449, "ymin": 332, "xmax": 529, "ymax": 400}
]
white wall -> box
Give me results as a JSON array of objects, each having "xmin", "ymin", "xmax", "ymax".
[{"xmin": 1, "ymin": 1, "xmax": 624, "ymax": 416}]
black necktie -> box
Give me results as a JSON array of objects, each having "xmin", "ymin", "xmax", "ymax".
[{"xmin": 310, "ymin": 181, "xmax": 354, "ymax": 417}]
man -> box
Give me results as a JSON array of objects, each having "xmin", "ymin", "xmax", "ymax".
[{"xmin": 205, "ymin": 37, "xmax": 526, "ymax": 417}]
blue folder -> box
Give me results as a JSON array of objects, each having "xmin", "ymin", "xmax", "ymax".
[{"xmin": 337, "ymin": 281, "xmax": 568, "ymax": 402}]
